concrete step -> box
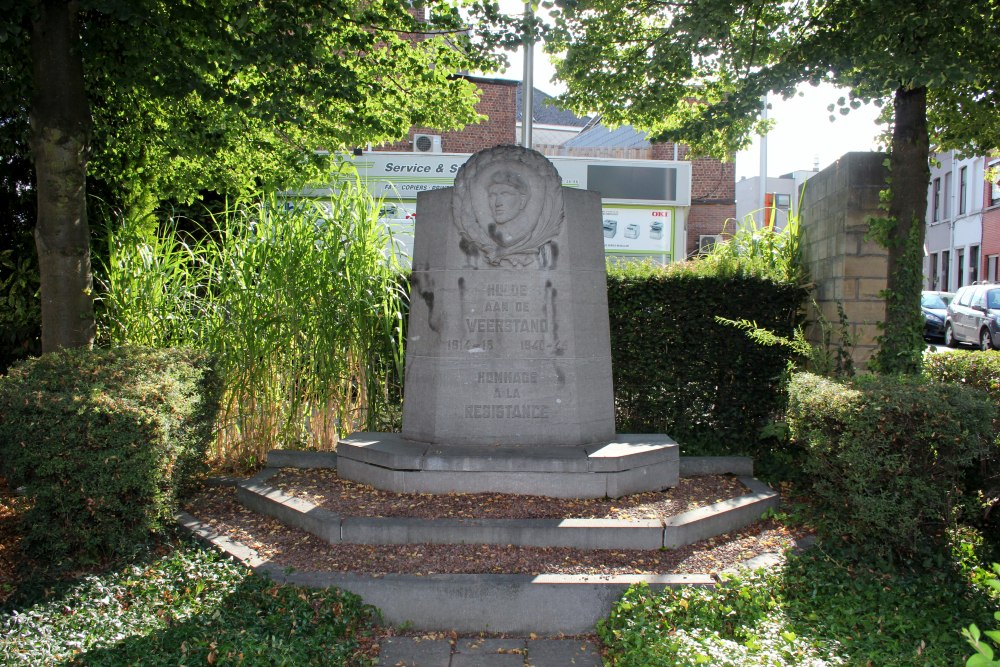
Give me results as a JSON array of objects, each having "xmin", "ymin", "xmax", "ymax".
[
  {"xmin": 177, "ymin": 510, "xmax": 715, "ymax": 634},
  {"xmin": 178, "ymin": 453, "xmax": 784, "ymax": 634},
  {"xmin": 235, "ymin": 465, "xmax": 778, "ymax": 551},
  {"xmin": 377, "ymin": 635, "xmax": 602, "ymax": 667}
]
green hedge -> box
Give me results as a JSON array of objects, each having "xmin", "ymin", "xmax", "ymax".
[
  {"xmin": 606, "ymin": 267, "xmax": 805, "ymax": 456},
  {"xmin": 0, "ymin": 347, "xmax": 221, "ymax": 570},
  {"xmin": 787, "ymin": 371, "xmax": 994, "ymax": 561},
  {"xmin": 924, "ymin": 350, "xmax": 1000, "ymax": 548}
]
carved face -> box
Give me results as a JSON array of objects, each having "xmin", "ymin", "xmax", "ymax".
[
  {"xmin": 452, "ymin": 147, "xmax": 564, "ymax": 267},
  {"xmin": 488, "ymin": 183, "xmax": 528, "ymax": 224}
]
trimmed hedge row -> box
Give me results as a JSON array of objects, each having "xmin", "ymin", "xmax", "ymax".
[
  {"xmin": 787, "ymin": 371, "xmax": 994, "ymax": 561},
  {"xmin": 606, "ymin": 269, "xmax": 806, "ymax": 456},
  {"xmin": 0, "ymin": 347, "xmax": 221, "ymax": 570},
  {"xmin": 924, "ymin": 350, "xmax": 1000, "ymax": 544}
]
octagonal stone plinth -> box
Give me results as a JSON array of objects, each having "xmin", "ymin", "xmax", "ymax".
[{"xmin": 336, "ymin": 433, "xmax": 679, "ymax": 499}]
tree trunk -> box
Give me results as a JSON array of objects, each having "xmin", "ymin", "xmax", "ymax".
[
  {"xmin": 30, "ymin": 0, "xmax": 95, "ymax": 353},
  {"xmin": 874, "ymin": 85, "xmax": 929, "ymax": 374}
]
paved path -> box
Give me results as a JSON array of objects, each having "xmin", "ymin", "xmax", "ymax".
[{"xmin": 378, "ymin": 636, "xmax": 602, "ymax": 666}]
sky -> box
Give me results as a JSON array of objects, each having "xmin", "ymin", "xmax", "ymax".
[{"xmin": 495, "ymin": 32, "xmax": 886, "ymax": 182}]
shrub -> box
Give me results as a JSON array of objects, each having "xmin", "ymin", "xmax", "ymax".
[
  {"xmin": 0, "ymin": 246, "xmax": 41, "ymax": 374},
  {"xmin": 0, "ymin": 347, "xmax": 221, "ymax": 570},
  {"xmin": 787, "ymin": 371, "xmax": 994, "ymax": 562},
  {"xmin": 962, "ymin": 563, "xmax": 1000, "ymax": 667},
  {"xmin": 698, "ymin": 209, "xmax": 805, "ymax": 285},
  {"xmin": 924, "ymin": 351, "xmax": 1000, "ymax": 525},
  {"xmin": 601, "ymin": 553, "xmax": 999, "ymax": 667},
  {"xmin": 607, "ymin": 261, "xmax": 806, "ymax": 457}
]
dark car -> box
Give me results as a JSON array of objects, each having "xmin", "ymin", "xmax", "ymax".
[
  {"xmin": 922, "ymin": 291, "xmax": 953, "ymax": 340},
  {"xmin": 944, "ymin": 283, "xmax": 1000, "ymax": 350}
]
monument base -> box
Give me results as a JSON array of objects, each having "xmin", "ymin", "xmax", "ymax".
[{"xmin": 336, "ymin": 433, "xmax": 679, "ymax": 499}]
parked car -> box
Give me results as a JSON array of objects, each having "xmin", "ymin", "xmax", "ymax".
[
  {"xmin": 943, "ymin": 283, "xmax": 1000, "ymax": 350},
  {"xmin": 922, "ymin": 290, "xmax": 954, "ymax": 340}
]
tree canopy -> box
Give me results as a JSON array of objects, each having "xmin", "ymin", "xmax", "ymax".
[
  {"xmin": 1, "ymin": 0, "xmax": 497, "ymax": 351},
  {"xmin": 546, "ymin": 0, "xmax": 1000, "ymax": 372}
]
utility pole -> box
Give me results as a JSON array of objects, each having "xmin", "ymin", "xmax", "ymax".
[
  {"xmin": 520, "ymin": 2, "xmax": 534, "ymax": 149},
  {"xmin": 757, "ymin": 94, "xmax": 768, "ymax": 225}
]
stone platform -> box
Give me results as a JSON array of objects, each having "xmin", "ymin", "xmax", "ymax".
[
  {"xmin": 335, "ymin": 432, "xmax": 679, "ymax": 498},
  {"xmin": 177, "ymin": 451, "xmax": 784, "ymax": 634}
]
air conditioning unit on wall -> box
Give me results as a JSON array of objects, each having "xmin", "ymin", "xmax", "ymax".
[
  {"xmin": 698, "ymin": 234, "xmax": 722, "ymax": 254},
  {"xmin": 413, "ymin": 134, "xmax": 442, "ymax": 153}
]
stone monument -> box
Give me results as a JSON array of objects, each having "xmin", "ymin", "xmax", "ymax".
[{"xmin": 337, "ymin": 146, "xmax": 678, "ymax": 498}]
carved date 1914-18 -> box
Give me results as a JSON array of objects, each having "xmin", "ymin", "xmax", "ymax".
[{"xmin": 447, "ymin": 339, "xmax": 494, "ymax": 351}]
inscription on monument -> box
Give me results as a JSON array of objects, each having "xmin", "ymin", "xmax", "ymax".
[{"xmin": 457, "ymin": 278, "xmax": 556, "ymax": 420}]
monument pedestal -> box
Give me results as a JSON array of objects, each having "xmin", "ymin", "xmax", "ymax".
[
  {"xmin": 337, "ymin": 433, "xmax": 679, "ymax": 499},
  {"xmin": 337, "ymin": 146, "xmax": 681, "ymax": 499}
]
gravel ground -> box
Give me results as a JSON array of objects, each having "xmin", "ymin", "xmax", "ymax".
[
  {"xmin": 269, "ymin": 468, "xmax": 750, "ymax": 520},
  {"xmin": 182, "ymin": 474, "xmax": 812, "ymax": 577}
]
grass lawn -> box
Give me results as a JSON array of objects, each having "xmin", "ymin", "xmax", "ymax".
[{"xmin": 0, "ymin": 476, "xmax": 380, "ymax": 666}]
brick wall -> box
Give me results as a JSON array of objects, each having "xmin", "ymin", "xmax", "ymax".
[
  {"xmin": 652, "ymin": 143, "xmax": 736, "ymax": 256},
  {"xmin": 800, "ymin": 152, "xmax": 889, "ymax": 369},
  {"xmin": 377, "ymin": 77, "xmax": 517, "ymax": 154}
]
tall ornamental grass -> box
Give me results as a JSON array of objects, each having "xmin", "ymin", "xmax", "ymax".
[
  {"xmin": 98, "ymin": 171, "xmax": 406, "ymax": 469},
  {"xmin": 699, "ymin": 208, "xmax": 805, "ymax": 285}
]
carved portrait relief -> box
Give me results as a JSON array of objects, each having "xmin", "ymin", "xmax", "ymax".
[{"xmin": 452, "ymin": 146, "xmax": 564, "ymax": 267}]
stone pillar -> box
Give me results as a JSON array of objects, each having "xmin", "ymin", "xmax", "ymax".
[{"xmin": 799, "ymin": 152, "xmax": 889, "ymax": 369}]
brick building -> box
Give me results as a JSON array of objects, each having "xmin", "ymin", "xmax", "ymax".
[
  {"xmin": 377, "ymin": 76, "xmax": 518, "ymax": 154},
  {"xmin": 652, "ymin": 143, "xmax": 736, "ymax": 257},
  {"xmin": 374, "ymin": 77, "xmax": 735, "ymax": 260}
]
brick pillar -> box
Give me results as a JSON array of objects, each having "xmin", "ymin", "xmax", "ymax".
[{"xmin": 800, "ymin": 152, "xmax": 889, "ymax": 369}]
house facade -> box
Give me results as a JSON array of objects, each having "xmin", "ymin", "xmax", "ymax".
[
  {"xmin": 924, "ymin": 152, "xmax": 989, "ymax": 291},
  {"xmin": 980, "ymin": 156, "xmax": 1000, "ymax": 282}
]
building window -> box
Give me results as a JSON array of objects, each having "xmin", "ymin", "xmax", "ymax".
[
  {"xmin": 929, "ymin": 252, "xmax": 939, "ymax": 289},
  {"xmin": 942, "ymin": 250, "xmax": 951, "ymax": 291},
  {"xmin": 970, "ymin": 245, "xmax": 980, "ymax": 284},
  {"xmin": 957, "ymin": 249, "xmax": 965, "ymax": 288},
  {"xmin": 944, "ymin": 171, "xmax": 952, "ymax": 219},
  {"xmin": 990, "ymin": 159, "xmax": 1000, "ymax": 206},
  {"xmin": 989, "ymin": 256, "xmax": 999, "ymax": 283},
  {"xmin": 774, "ymin": 193, "xmax": 791, "ymax": 209},
  {"xmin": 960, "ymin": 166, "xmax": 968, "ymax": 215},
  {"xmin": 933, "ymin": 177, "xmax": 941, "ymax": 221}
]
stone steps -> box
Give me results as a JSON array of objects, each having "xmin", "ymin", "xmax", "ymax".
[
  {"xmin": 236, "ymin": 466, "xmax": 777, "ymax": 551},
  {"xmin": 178, "ymin": 451, "xmax": 784, "ymax": 634},
  {"xmin": 178, "ymin": 509, "xmax": 719, "ymax": 633}
]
